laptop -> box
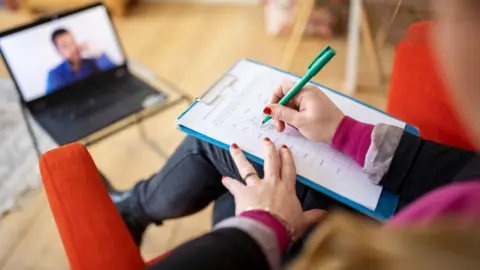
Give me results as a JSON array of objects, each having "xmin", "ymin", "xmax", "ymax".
[{"xmin": 0, "ymin": 3, "xmax": 167, "ymax": 145}]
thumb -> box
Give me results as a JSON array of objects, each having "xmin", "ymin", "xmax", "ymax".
[
  {"xmin": 266, "ymin": 104, "xmax": 302, "ymax": 126},
  {"xmin": 302, "ymin": 209, "xmax": 327, "ymax": 228},
  {"xmin": 222, "ymin": 177, "xmax": 245, "ymax": 196}
]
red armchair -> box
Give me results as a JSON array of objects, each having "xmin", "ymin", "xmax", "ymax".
[
  {"xmin": 387, "ymin": 21, "xmax": 475, "ymax": 150},
  {"xmin": 40, "ymin": 143, "xmax": 167, "ymax": 270}
]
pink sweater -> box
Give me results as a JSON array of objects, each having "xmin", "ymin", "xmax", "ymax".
[
  {"xmin": 332, "ymin": 116, "xmax": 480, "ymax": 226},
  {"xmin": 239, "ymin": 116, "xmax": 480, "ymax": 255}
]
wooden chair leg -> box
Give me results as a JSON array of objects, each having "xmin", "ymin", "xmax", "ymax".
[
  {"xmin": 360, "ymin": 3, "xmax": 384, "ymax": 88},
  {"xmin": 375, "ymin": 0, "xmax": 404, "ymax": 50},
  {"xmin": 279, "ymin": 0, "xmax": 315, "ymax": 71},
  {"xmin": 345, "ymin": 0, "xmax": 361, "ymax": 94}
]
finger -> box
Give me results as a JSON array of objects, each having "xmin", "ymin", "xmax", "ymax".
[
  {"xmin": 303, "ymin": 209, "xmax": 327, "ymax": 228},
  {"xmin": 222, "ymin": 177, "xmax": 246, "ymax": 196},
  {"xmin": 274, "ymin": 120, "xmax": 286, "ymax": 132},
  {"xmin": 279, "ymin": 145, "xmax": 296, "ymax": 191},
  {"xmin": 230, "ymin": 144, "xmax": 261, "ymax": 185},
  {"xmin": 244, "ymin": 173, "xmax": 261, "ymax": 186},
  {"xmin": 264, "ymin": 104, "xmax": 302, "ymax": 126},
  {"xmin": 293, "ymin": 209, "xmax": 328, "ymax": 240},
  {"xmin": 291, "ymin": 209, "xmax": 327, "ymax": 241},
  {"xmin": 286, "ymin": 99, "xmax": 300, "ymax": 110},
  {"xmin": 269, "ymin": 81, "xmax": 297, "ymax": 104},
  {"xmin": 263, "ymin": 138, "xmax": 280, "ymax": 180}
]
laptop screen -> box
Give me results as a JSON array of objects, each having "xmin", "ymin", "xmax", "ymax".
[{"xmin": 0, "ymin": 5, "xmax": 126, "ymax": 102}]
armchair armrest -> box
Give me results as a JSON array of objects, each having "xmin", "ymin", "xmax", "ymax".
[{"xmin": 40, "ymin": 143, "xmax": 144, "ymax": 270}]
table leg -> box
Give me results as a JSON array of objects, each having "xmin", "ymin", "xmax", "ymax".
[
  {"xmin": 20, "ymin": 101, "xmax": 41, "ymax": 159},
  {"xmin": 136, "ymin": 115, "xmax": 169, "ymax": 159}
]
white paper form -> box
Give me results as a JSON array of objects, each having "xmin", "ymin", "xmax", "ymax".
[{"xmin": 178, "ymin": 60, "xmax": 406, "ymax": 210}]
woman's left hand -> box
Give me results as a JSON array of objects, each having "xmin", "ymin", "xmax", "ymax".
[{"xmin": 222, "ymin": 138, "xmax": 326, "ymax": 241}]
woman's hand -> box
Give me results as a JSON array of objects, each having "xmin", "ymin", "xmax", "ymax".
[
  {"xmin": 222, "ymin": 138, "xmax": 326, "ymax": 241},
  {"xmin": 263, "ymin": 81, "xmax": 344, "ymax": 144}
]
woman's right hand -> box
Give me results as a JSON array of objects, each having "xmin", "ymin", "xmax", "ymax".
[{"xmin": 263, "ymin": 81, "xmax": 344, "ymax": 144}]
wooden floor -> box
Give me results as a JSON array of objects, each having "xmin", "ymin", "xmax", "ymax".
[{"xmin": 0, "ymin": 3, "xmax": 396, "ymax": 269}]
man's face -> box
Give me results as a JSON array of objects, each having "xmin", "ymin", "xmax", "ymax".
[{"xmin": 54, "ymin": 32, "xmax": 81, "ymax": 63}]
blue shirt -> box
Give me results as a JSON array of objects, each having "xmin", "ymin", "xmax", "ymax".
[{"xmin": 46, "ymin": 54, "xmax": 116, "ymax": 94}]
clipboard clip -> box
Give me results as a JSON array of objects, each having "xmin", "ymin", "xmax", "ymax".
[{"xmin": 197, "ymin": 74, "xmax": 238, "ymax": 105}]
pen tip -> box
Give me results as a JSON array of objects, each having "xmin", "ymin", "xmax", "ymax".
[{"xmin": 261, "ymin": 120, "xmax": 266, "ymax": 125}]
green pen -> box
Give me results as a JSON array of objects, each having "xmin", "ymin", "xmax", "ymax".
[{"xmin": 262, "ymin": 46, "xmax": 336, "ymax": 124}]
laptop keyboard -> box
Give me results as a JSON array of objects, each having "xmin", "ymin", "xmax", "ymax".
[
  {"xmin": 50, "ymin": 78, "xmax": 148, "ymax": 121},
  {"xmin": 63, "ymin": 91, "xmax": 121, "ymax": 119}
]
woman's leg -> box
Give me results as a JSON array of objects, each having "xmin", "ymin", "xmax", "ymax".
[
  {"xmin": 128, "ymin": 136, "xmax": 264, "ymax": 224},
  {"xmin": 117, "ymin": 136, "xmax": 340, "ymax": 244}
]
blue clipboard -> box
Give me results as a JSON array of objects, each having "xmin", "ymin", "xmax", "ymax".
[{"xmin": 177, "ymin": 59, "xmax": 419, "ymax": 221}]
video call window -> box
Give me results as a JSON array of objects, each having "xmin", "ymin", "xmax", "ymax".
[{"xmin": 0, "ymin": 5, "xmax": 125, "ymax": 102}]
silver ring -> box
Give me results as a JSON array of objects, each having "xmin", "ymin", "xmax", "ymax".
[{"xmin": 242, "ymin": 172, "xmax": 258, "ymax": 182}]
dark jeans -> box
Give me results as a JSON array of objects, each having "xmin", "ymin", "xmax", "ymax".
[
  {"xmin": 131, "ymin": 136, "xmax": 345, "ymax": 226},
  {"xmin": 131, "ymin": 136, "xmax": 348, "ymax": 258}
]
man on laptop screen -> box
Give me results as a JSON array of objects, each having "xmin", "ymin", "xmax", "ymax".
[
  {"xmin": 0, "ymin": 4, "xmax": 125, "ymax": 103},
  {"xmin": 0, "ymin": 3, "xmax": 167, "ymax": 145},
  {"xmin": 47, "ymin": 28, "xmax": 115, "ymax": 94}
]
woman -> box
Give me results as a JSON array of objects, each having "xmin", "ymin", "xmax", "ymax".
[
  {"xmin": 146, "ymin": 84, "xmax": 480, "ymax": 269},
  {"xmin": 113, "ymin": 0, "xmax": 480, "ymax": 268},
  {"xmin": 116, "ymin": 83, "xmax": 477, "ymax": 246}
]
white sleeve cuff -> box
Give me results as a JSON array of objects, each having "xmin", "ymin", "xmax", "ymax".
[{"xmin": 364, "ymin": 124, "xmax": 403, "ymax": 184}]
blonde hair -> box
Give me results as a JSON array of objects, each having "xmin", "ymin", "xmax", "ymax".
[{"xmin": 290, "ymin": 211, "xmax": 480, "ymax": 270}]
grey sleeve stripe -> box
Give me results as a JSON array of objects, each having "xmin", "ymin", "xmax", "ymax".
[
  {"xmin": 364, "ymin": 124, "xmax": 403, "ymax": 184},
  {"xmin": 214, "ymin": 217, "xmax": 281, "ymax": 270}
]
